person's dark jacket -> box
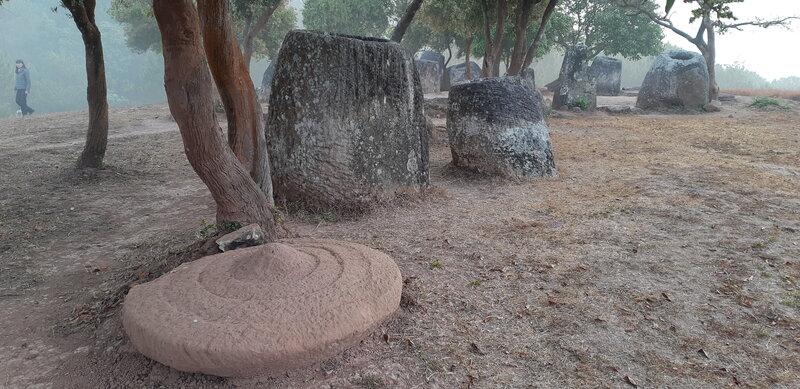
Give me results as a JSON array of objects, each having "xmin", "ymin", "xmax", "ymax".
[{"xmin": 15, "ymin": 68, "xmax": 31, "ymax": 92}]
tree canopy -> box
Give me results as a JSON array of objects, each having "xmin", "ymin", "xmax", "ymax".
[
  {"xmin": 302, "ymin": 0, "xmax": 393, "ymax": 37},
  {"xmin": 548, "ymin": 0, "xmax": 663, "ymax": 60},
  {"xmin": 110, "ymin": 0, "xmax": 297, "ymax": 60}
]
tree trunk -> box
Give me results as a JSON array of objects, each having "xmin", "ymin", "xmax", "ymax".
[
  {"xmin": 481, "ymin": 0, "xmax": 507, "ymax": 78},
  {"xmin": 465, "ymin": 35, "xmax": 474, "ymax": 80},
  {"xmin": 490, "ymin": 0, "xmax": 507, "ymax": 77},
  {"xmin": 704, "ymin": 18, "xmax": 719, "ymax": 100},
  {"xmin": 481, "ymin": 1, "xmax": 492, "ymax": 78},
  {"xmin": 241, "ymin": 1, "xmax": 283, "ymax": 68},
  {"xmin": 64, "ymin": 1, "xmax": 109, "ymax": 169},
  {"xmin": 391, "ymin": 0, "xmax": 424, "ymax": 43},
  {"xmin": 152, "ymin": 0, "xmax": 278, "ymax": 237},
  {"xmin": 522, "ymin": 0, "xmax": 558, "ymax": 69},
  {"xmin": 241, "ymin": 15, "xmax": 255, "ymax": 66},
  {"xmin": 198, "ymin": 0, "xmax": 274, "ymax": 202},
  {"xmin": 506, "ymin": 0, "xmax": 535, "ymax": 76}
]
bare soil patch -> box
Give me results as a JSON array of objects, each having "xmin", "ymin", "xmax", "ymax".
[{"xmin": 0, "ymin": 100, "xmax": 798, "ymax": 388}]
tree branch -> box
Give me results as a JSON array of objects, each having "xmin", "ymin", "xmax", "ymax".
[
  {"xmin": 245, "ymin": 0, "xmax": 283, "ymax": 42},
  {"xmin": 618, "ymin": 0, "xmax": 702, "ymax": 46},
  {"xmin": 719, "ymin": 16, "xmax": 800, "ymax": 32},
  {"xmin": 242, "ymin": 0, "xmax": 283, "ymax": 65},
  {"xmin": 391, "ymin": 0, "xmax": 425, "ymax": 42}
]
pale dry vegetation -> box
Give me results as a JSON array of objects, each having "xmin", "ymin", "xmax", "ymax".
[
  {"xmin": 0, "ymin": 100, "xmax": 799, "ymax": 387},
  {"xmin": 722, "ymin": 88, "xmax": 800, "ymax": 102}
]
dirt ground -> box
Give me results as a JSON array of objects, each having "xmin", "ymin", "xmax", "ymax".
[{"xmin": 0, "ymin": 95, "xmax": 799, "ymax": 388}]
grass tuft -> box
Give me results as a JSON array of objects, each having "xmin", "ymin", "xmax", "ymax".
[{"xmin": 749, "ymin": 97, "xmax": 789, "ymax": 110}]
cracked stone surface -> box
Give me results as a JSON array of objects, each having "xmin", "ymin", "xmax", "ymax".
[
  {"xmin": 266, "ymin": 30, "xmax": 429, "ymax": 212},
  {"xmin": 637, "ymin": 50, "xmax": 710, "ymax": 111},
  {"xmin": 448, "ymin": 77, "xmax": 556, "ymax": 178}
]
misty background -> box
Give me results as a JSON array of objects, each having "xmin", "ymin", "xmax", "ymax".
[{"xmin": 1, "ymin": 0, "xmax": 798, "ymax": 117}]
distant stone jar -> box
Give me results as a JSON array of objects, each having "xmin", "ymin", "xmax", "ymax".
[
  {"xmin": 447, "ymin": 61, "xmax": 482, "ymax": 86},
  {"xmin": 637, "ymin": 50, "xmax": 710, "ymax": 111},
  {"xmin": 420, "ymin": 50, "xmax": 449, "ymax": 91},
  {"xmin": 266, "ymin": 30, "xmax": 429, "ymax": 212},
  {"xmin": 590, "ymin": 56, "xmax": 622, "ymax": 96},
  {"xmin": 258, "ymin": 61, "xmax": 275, "ymax": 102},
  {"xmin": 552, "ymin": 44, "xmax": 597, "ymax": 111},
  {"xmin": 416, "ymin": 59, "xmax": 442, "ymax": 94},
  {"xmin": 447, "ymin": 77, "xmax": 556, "ymax": 178}
]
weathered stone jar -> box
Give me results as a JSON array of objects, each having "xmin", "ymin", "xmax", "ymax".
[
  {"xmin": 591, "ymin": 56, "xmax": 622, "ymax": 96},
  {"xmin": 267, "ymin": 30, "xmax": 429, "ymax": 212},
  {"xmin": 637, "ymin": 50, "xmax": 710, "ymax": 111},
  {"xmin": 552, "ymin": 44, "xmax": 597, "ymax": 111},
  {"xmin": 258, "ymin": 61, "xmax": 275, "ymax": 102},
  {"xmin": 447, "ymin": 77, "xmax": 556, "ymax": 178},
  {"xmin": 447, "ymin": 61, "xmax": 482, "ymax": 86},
  {"xmin": 420, "ymin": 50, "xmax": 449, "ymax": 91},
  {"xmin": 416, "ymin": 59, "xmax": 442, "ymax": 94}
]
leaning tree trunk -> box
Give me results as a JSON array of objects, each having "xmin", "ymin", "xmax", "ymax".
[
  {"xmin": 64, "ymin": 1, "xmax": 109, "ymax": 169},
  {"xmin": 390, "ymin": 0, "xmax": 424, "ymax": 43},
  {"xmin": 152, "ymin": 0, "xmax": 278, "ymax": 236},
  {"xmin": 198, "ymin": 0, "xmax": 273, "ymax": 202}
]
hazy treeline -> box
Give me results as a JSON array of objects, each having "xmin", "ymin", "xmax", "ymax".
[
  {"xmin": 1, "ymin": 0, "xmax": 797, "ymax": 118},
  {"xmin": 0, "ymin": 0, "xmax": 170, "ymax": 117},
  {"xmin": 529, "ymin": 50, "xmax": 656, "ymax": 88},
  {"xmin": 532, "ymin": 47, "xmax": 800, "ymax": 90}
]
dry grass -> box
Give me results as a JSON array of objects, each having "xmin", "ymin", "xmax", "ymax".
[
  {"xmin": 1, "ymin": 101, "xmax": 799, "ymax": 388},
  {"xmin": 723, "ymin": 88, "xmax": 800, "ymax": 102}
]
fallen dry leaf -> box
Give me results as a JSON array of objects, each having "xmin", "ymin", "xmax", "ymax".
[{"xmin": 469, "ymin": 342, "xmax": 486, "ymax": 356}]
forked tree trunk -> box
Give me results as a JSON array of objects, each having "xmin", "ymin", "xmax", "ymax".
[
  {"xmin": 522, "ymin": 0, "xmax": 558, "ymax": 70},
  {"xmin": 198, "ymin": 0, "xmax": 274, "ymax": 202},
  {"xmin": 63, "ymin": 1, "xmax": 109, "ymax": 169},
  {"xmin": 506, "ymin": 0, "xmax": 535, "ymax": 76},
  {"xmin": 481, "ymin": 0, "xmax": 507, "ymax": 78},
  {"xmin": 390, "ymin": 0, "xmax": 424, "ymax": 43},
  {"xmin": 241, "ymin": 0, "xmax": 283, "ymax": 67},
  {"xmin": 152, "ymin": 0, "xmax": 278, "ymax": 236}
]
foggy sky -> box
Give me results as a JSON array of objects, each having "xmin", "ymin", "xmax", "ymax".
[{"xmin": 656, "ymin": 0, "xmax": 799, "ymax": 81}]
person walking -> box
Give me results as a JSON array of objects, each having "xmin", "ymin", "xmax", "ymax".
[{"xmin": 14, "ymin": 59, "xmax": 34, "ymax": 116}]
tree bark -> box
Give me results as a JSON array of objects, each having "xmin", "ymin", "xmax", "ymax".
[
  {"xmin": 198, "ymin": 0, "xmax": 274, "ymax": 202},
  {"xmin": 703, "ymin": 15, "xmax": 719, "ymax": 100},
  {"xmin": 506, "ymin": 0, "xmax": 535, "ymax": 76},
  {"xmin": 481, "ymin": 0, "xmax": 507, "ymax": 77},
  {"xmin": 63, "ymin": 1, "xmax": 109, "ymax": 169},
  {"xmin": 465, "ymin": 35, "xmax": 474, "ymax": 80},
  {"xmin": 152, "ymin": 0, "xmax": 278, "ymax": 237},
  {"xmin": 241, "ymin": 0, "xmax": 283, "ymax": 67},
  {"xmin": 391, "ymin": 0, "xmax": 425, "ymax": 43},
  {"xmin": 522, "ymin": 0, "xmax": 558, "ymax": 69}
]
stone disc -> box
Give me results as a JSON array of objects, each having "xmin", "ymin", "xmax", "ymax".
[{"xmin": 122, "ymin": 239, "xmax": 402, "ymax": 377}]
